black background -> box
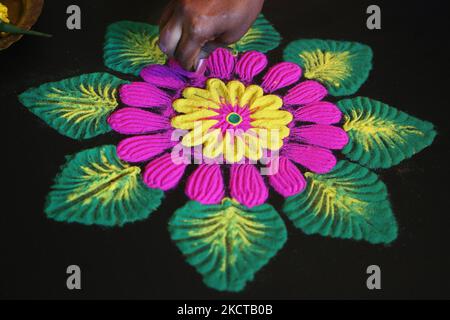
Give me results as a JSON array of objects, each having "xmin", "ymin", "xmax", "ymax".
[{"xmin": 0, "ymin": 0, "xmax": 449, "ymax": 299}]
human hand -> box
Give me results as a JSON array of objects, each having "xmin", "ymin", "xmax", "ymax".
[{"xmin": 158, "ymin": 0, "xmax": 264, "ymax": 70}]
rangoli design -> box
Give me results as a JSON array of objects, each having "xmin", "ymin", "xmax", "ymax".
[{"xmin": 18, "ymin": 15, "xmax": 436, "ymax": 292}]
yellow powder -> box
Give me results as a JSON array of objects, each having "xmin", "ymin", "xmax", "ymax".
[{"xmin": 0, "ymin": 2, "xmax": 10, "ymax": 24}]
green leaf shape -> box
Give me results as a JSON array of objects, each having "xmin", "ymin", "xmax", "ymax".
[
  {"xmin": 229, "ymin": 14, "xmax": 281, "ymax": 53},
  {"xmin": 169, "ymin": 199, "xmax": 287, "ymax": 292},
  {"xmin": 46, "ymin": 145, "xmax": 163, "ymax": 227},
  {"xmin": 104, "ymin": 20, "xmax": 167, "ymax": 76},
  {"xmin": 19, "ymin": 73, "xmax": 127, "ymax": 140},
  {"xmin": 283, "ymin": 161, "xmax": 397, "ymax": 244},
  {"xmin": 338, "ymin": 97, "xmax": 436, "ymax": 169},
  {"xmin": 283, "ymin": 39, "xmax": 373, "ymax": 96}
]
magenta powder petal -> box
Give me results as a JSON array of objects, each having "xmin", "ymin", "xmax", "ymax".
[
  {"xmin": 117, "ymin": 132, "xmax": 175, "ymax": 163},
  {"xmin": 206, "ymin": 48, "xmax": 235, "ymax": 80},
  {"xmin": 120, "ymin": 82, "xmax": 172, "ymax": 108},
  {"xmin": 143, "ymin": 153, "xmax": 188, "ymax": 191},
  {"xmin": 230, "ymin": 164, "xmax": 268, "ymax": 208},
  {"xmin": 140, "ymin": 65, "xmax": 186, "ymax": 90},
  {"xmin": 283, "ymin": 143, "xmax": 337, "ymax": 174},
  {"xmin": 185, "ymin": 164, "xmax": 225, "ymax": 204},
  {"xmin": 290, "ymin": 125, "xmax": 349, "ymax": 150},
  {"xmin": 235, "ymin": 51, "xmax": 268, "ymax": 83},
  {"xmin": 108, "ymin": 108, "xmax": 171, "ymax": 135},
  {"xmin": 283, "ymin": 80, "xmax": 328, "ymax": 106},
  {"xmin": 261, "ymin": 62, "xmax": 302, "ymax": 93},
  {"xmin": 168, "ymin": 59, "xmax": 206, "ymax": 87},
  {"xmin": 294, "ymin": 101, "xmax": 342, "ymax": 124},
  {"xmin": 269, "ymin": 156, "xmax": 306, "ymax": 197}
]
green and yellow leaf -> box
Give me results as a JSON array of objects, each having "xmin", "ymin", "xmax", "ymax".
[
  {"xmin": 338, "ymin": 97, "xmax": 436, "ymax": 169},
  {"xmin": 46, "ymin": 145, "xmax": 163, "ymax": 227},
  {"xmin": 230, "ymin": 14, "xmax": 281, "ymax": 53},
  {"xmin": 19, "ymin": 73, "xmax": 127, "ymax": 140},
  {"xmin": 283, "ymin": 39, "xmax": 372, "ymax": 96},
  {"xmin": 104, "ymin": 20, "xmax": 166, "ymax": 76},
  {"xmin": 169, "ymin": 199, "xmax": 287, "ymax": 292},
  {"xmin": 283, "ymin": 161, "xmax": 397, "ymax": 244}
]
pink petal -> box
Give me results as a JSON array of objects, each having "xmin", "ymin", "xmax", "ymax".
[
  {"xmin": 261, "ymin": 62, "xmax": 302, "ymax": 93},
  {"xmin": 294, "ymin": 101, "xmax": 342, "ymax": 124},
  {"xmin": 185, "ymin": 164, "xmax": 224, "ymax": 204},
  {"xmin": 168, "ymin": 59, "xmax": 206, "ymax": 87},
  {"xmin": 140, "ymin": 65, "xmax": 186, "ymax": 90},
  {"xmin": 117, "ymin": 132, "xmax": 175, "ymax": 163},
  {"xmin": 235, "ymin": 51, "xmax": 268, "ymax": 83},
  {"xmin": 119, "ymin": 82, "xmax": 172, "ymax": 108},
  {"xmin": 283, "ymin": 80, "xmax": 328, "ymax": 106},
  {"xmin": 283, "ymin": 143, "xmax": 337, "ymax": 174},
  {"xmin": 143, "ymin": 153, "xmax": 187, "ymax": 191},
  {"xmin": 108, "ymin": 108, "xmax": 171, "ymax": 134},
  {"xmin": 268, "ymin": 156, "xmax": 307, "ymax": 197},
  {"xmin": 230, "ymin": 164, "xmax": 268, "ymax": 208},
  {"xmin": 206, "ymin": 48, "xmax": 235, "ymax": 80},
  {"xmin": 290, "ymin": 125, "xmax": 349, "ymax": 150}
]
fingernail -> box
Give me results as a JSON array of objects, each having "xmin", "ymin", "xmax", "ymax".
[
  {"xmin": 196, "ymin": 59, "xmax": 206, "ymax": 74},
  {"xmin": 159, "ymin": 43, "xmax": 167, "ymax": 54}
]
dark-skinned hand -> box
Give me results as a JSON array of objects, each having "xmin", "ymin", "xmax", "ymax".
[{"xmin": 158, "ymin": 0, "xmax": 264, "ymax": 71}]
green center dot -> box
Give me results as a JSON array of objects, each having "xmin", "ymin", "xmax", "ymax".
[{"xmin": 226, "ymin": 112, "xmax": 242, "ymax": 125}]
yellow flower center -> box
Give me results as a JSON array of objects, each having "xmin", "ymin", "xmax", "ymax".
[{"xmin": 171, "ymin": 78, "xmax": 293, "ymax": 163}]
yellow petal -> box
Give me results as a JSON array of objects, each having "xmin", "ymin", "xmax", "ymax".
[
  {"xmin": 250, "ymin": 95, "xmax": 283, "ymax": 111},
  {"xmin": 181, "ymin": 130, "xmax": 204, "ymax": 147},
  {"xmin": 253, "ymin": 128, "xmax": 286, "ymax": 151},
  {"xmin": 172, "ymin": 110, "xmax": 218, "ymax": 130},
  {"xmin": 251, "ymin": 110, "xmax": 293, "ymax": 127},
  {"xmin": 172, "ymin": 98, "xmax": 219, "ymax": 113},
  {"xmin": 251, "ymin": 121, "xmax": 288, "ymax": 133},
  {"xmin": 242, "ymin": 132, "xmax": 263, "ymax": 161},
  {"xmin": 239, "ymin": 85, "xmax": 263, "ymax": 108},
  {"xmin": 181, "ymin": 122, "xmax": 218, "ymax": 146},
  {"xmin": 227, "ymin": 80, "xmax": 245, "ymax": 106},
  {"xmin": 207, "ymin": 78, "xmax": 229, "ymax": 104},
  {"xmin": 203, "ymin": 129, "xmax": 224, "ymax": 159},
  {"xmin": 251, "ymin": 126, "xmax": 290, "ymax": 141},
  {"xmin": 224, "ymin": 132, "xmax": 245, "ymax": 163},
  {"xmin": 183, "ymin": 87, "xmax": 212, "ymax": 100},
  {"xmin": 251, "ymin": 119, "xmax": 291, "ymax": 130},
  {"xmin": 278, "ymin": 126, "xmax": 290, "ymax": 139}
]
